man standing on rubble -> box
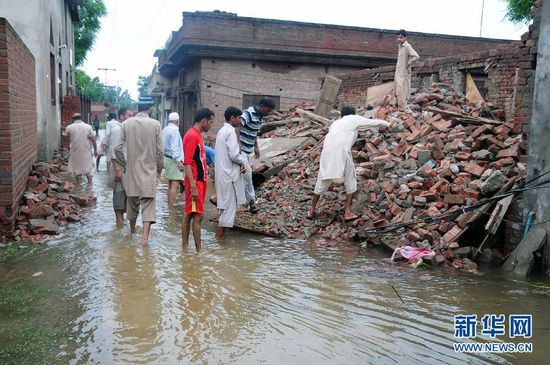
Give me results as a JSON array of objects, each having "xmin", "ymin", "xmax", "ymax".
[
  {"xmin": 394, "ymin": 29, "xmax": 419, "ymax": 109},
  {"xmin": 114, "ymin": 97, "xmax": 163, "ymax": 245},
  {"xmin": 215, "ymin": 107, "xmax": 248, "ymax": 241},
  {"xmin": 239, "ymin": 97, "xmax": 275, "ymax": 213},
  {"xmin": 307, "ymin": 107, "xmax": 390, "ymax": 221},
  {"xmin": 64, "ymin": 112, "xmax": 97, "ymax": 184}
]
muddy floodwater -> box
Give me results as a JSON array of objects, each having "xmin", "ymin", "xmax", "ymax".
[{"xmin": 1, "ymin": 160, "xmax": 549, "ymax": 365}]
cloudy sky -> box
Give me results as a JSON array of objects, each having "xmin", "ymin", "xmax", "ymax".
[{"xmin": 81, "ymin": 0, "xmax": 529, "ymax": 99}]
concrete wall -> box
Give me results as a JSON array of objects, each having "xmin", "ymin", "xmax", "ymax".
[
  {"xmin": 0, "ymin": 0, "xmax": 76, "ymax": 161},
  {"xmin": 525, "ymin": 1, "xmax": 550, "ymax": 266},
  {"xmin": 0, "ymin": 18, "xmax": 37, "ymax": 233}
]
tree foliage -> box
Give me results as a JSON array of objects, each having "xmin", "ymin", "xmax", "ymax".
[
  {"xmin": 504, "ymin": 0, "xmax": 535, "ymax": 24},
  {"xmin": 74, "ymin": 0, "xmax": 107, "ymax": 67},
  {"xmin": 137, "ymin": 75, "xmax": 151, "ymax": 97},
  {"xmin": 76, "ymin": 70, "xmax": 135, "ymax": 108}
]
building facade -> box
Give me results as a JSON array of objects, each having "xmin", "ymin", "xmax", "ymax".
[
  {"xmin": 0, "ymin": 0, "xmax": 79, "ymax": 160},
  {"xmin": 152, "ymin": 11, "xmax": 513, "ymax": 135}
]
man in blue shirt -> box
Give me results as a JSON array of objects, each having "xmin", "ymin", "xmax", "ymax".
[
  {"xmin": 239, "ymin": 97, "xmax": 275, "ymax": 213},
  {"xmin": 162, "ymin": 112, "xmax": 185, "ymax": 207}
]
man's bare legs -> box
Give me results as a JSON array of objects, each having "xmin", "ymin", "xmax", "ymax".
[
  {"xmin": 307, "ymin": 193, "xmax": 321, "ymax": 219},
  {"xmin": 167, "ymin": 180, "xmax": 179, "ymax": 207},
  {"xmin": 115, "ymin": 210, "xmax": 124, "ymax": 226},
  {"xmin": 215, "ymin": 226, "xmax": 225, "ymax": 242},
  {"xmin": 141, "ymin": 222, "xmax": 151, "ymax": 246},
  {"xmin": 130, "ymin": 218, "xmax": 137, "ymax": 234},
  {"xmin": 182, "ymin": 212, "xmax": 202, "ymax": 251},
  {"xmin": 86, "ymin": 174, "xmax": 93, "ymax": 184},
  {"xmin": 343, "ymin": 193, "xmax": 358, "ymax": 221}
]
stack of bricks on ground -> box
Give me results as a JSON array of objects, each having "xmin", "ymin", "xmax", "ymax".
[
  {"xmin": 2, "ymin": 151, "xmax": 96, "ymax": 243},
  {"xmin": 236, "ymin": 84, "xmax": 526, "ymax": 264}
]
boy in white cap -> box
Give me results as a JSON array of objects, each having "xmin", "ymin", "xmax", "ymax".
[{"xmin": 162, "ymin": 112, "xmax": 185, "ymax": 207}]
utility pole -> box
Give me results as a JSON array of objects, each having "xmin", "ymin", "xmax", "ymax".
[
  {"xmin": 479, "ymin": 0, "xmax": 485, "ymax": 37},
  {"xmin": 98, "ymin": 67, "xmax": 116, "ymax": 103}
]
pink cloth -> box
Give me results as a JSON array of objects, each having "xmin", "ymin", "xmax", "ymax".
[{"xmin": 391, "ymin": 245, "xmax": 435, "ymax": 265}]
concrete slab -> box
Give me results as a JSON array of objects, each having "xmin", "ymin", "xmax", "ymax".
[{"xmin": 503, "ymin": 227, "xmax": 547, "ymax": 277}]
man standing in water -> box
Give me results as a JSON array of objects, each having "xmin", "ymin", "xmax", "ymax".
[
  {"xmin": 308, "ymin": 107, "xmax": 389, "ymax": 221},
  {"xmin": 182, "ymin": 108, "xmax": 214, "ymax": 250},
  {"xmin": 114, "ymin": 97, "xmax": 163, "ymax": 245},
  {"xmin": 394, "ymin": 29, "xmax": 419, "ymax": 109},
  {"xmin": 162, "ymin": 112, "xmax": 185, "ymax": 207},
  {"xmin": 64, "ymin": 112, "xmax": 97, "ymax": 184},
  {"xmin": 214, "ymin": 107, "xmax": 248, "ymax": 241},
  {"xmin": 110, "ymin": 107, "xmax": 134, "ymax": 225}
]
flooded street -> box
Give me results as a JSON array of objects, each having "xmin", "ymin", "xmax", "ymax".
[{"xmin": 1, "ymin": 161, "xmax": 549, "ymax": 365}]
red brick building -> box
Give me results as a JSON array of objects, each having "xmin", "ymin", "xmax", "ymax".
[
  {"xmin": 0, "ymin": 18, "xmax": 37, "ymax": 234},
  {"xmin": 151, "ymin": 11, "xmax": 513, "ymax": 134}
]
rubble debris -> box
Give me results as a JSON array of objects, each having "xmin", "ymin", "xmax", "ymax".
[
  {"xmin": 2, "ymin": 150, "xmax": 97, "ymax": 244},
  {"xmin": 234, "ymin": 83, "xmax": 527, "ymax": 270}
]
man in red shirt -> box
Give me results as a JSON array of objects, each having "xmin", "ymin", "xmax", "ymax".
[{"xmin": 182, "ymin": 108, "xmax": 214, "ymax": 250}]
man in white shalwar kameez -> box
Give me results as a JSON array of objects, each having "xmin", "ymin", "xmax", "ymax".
[
  {"xmin": 394, "ymin": 29, "xmax": 419, "ymax": 109},
  {"xmin": 100, "ymin": 112, "xmax": 119, "ymax": 172},
  {"xmin": 308, "ymin": 107, "xmax": 390, "ymax": 221},
  {"xmin": 64, "ymin": 113, "xmax": 97, "ymax": 184},
  {"xmin": 215, "ymin": 107, "xmax": 248, "ymax": 241}
]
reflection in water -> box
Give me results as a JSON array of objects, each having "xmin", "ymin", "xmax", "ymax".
[
  {"xmin": 109, "ymin": 245, "xmax": 162, "ymax": 364},
  {"xmin": 1, "ymin": 152, "xmax": 548, "ymax": 364}
]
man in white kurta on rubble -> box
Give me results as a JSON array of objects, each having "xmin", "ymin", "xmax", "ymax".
[
  {"xmin": 214, "ymin": 106, "xmax": 249, "ymax": 241},
  {"xmin": 394, "ymin": 29, "xmax": 420, "ymax": 109},
  {"xmin": 307, "ymin": 107, "xmax": 390, "ymax": 221},
  {"xmin": 63, "ymin": 112, "xmax": 98, "ymax": 184}
]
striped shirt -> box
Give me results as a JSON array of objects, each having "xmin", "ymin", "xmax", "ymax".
[{"xmin": 239, "ymin": 106, "xmax": 263, "ymax": 155}]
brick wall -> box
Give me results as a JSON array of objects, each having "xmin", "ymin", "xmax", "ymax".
[
  {"xmin": 61, "ymin": 95, "xmax": 81, "ymax": 149},
  {"xmin": 199, "ymin": 58, "xmax": 357, "ymax": 136},
  {"xmin": 334, "ymin": 5, "xmax": 543, "ymax": 251},
  {"xmin": 0, "ymin": 18, "xmax": 37, "ymax": 234}
]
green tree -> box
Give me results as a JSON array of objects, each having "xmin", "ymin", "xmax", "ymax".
[
  {"xmin": 137, "ymin": 75, "xmax": 150, "ymax": 97},
  {"xmin": 504, "ymin": 0, "xmax": 535, "ymax": 23},
  {"xmin": 75, "ymin": 70, "xmax": 104, "ymax": 101},
  {"xmin": 74, "ymin": 0, "xmax": 107, "ymax": 66}
]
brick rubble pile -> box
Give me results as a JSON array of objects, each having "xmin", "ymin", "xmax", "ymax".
[
  {"xmin": 236, "ymin": 84, "xmax": 527, "ymax": 268},
  {"xmin": 3, "ymin": 150, "xmax": 97, "ymax": 243}
]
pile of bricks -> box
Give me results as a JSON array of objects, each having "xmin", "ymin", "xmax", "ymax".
[
  {"xmin": 3, "ymin": 150, "xmax": 96, "ymax": 243},
  {"xmin": 236, "ymin": 84, "xmax": 526, "ymax": 267}
]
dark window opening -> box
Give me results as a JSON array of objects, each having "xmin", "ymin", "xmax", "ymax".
[
  {"xmin": 466, "ymin": 69, "xmax": 489, "ymax": 100},
  {"xmin": 50, "ymin": 53, "xmax": 56, "ymax": 105}
]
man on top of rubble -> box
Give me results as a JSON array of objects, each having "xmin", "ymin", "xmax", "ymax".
[
  {"xmin": 64, "ymin": 112, "xmax": 98, "ymax": 184},
  {"xmin": 238, "ymin": 97, "xmax": 275, "ymax": 213},
  {"xmin": 394, "ymin": 29, "xmax": 419, "ymax": 109},
  {"xmin": 307, "ymin": 106, "xmax": 390, "ymax": 221}
]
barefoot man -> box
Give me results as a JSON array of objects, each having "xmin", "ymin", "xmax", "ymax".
[
  {"xmin": 308, "ymin": 107, "xmax": 390, "ymax": 221},
  {"xmin": 114, "ymin": 96, "xmax": 163, "ymax": 245}
]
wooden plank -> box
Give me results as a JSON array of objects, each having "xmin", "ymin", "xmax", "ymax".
[
  {"xmin": 315, "ymin": 76, "xmax": 342, "ymax": 118},
  {"xmin": 295, "ymin": 108, "xmax": 330, "ymax": 126},
  {"xmin": 485, "ymin": 195, "xmax": 514, "ymax": 235},
  {"xmin": 466, "ymin": 177, "xmax": 518, "ymax": 225},
  {"xmin": 427, "ymin": 107, "xmax": 502, "ymax": 125}
]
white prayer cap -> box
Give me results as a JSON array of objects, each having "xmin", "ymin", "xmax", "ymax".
[{"xmin": 168, "ymin": 112, "xmax": 180, "ymax": 121}]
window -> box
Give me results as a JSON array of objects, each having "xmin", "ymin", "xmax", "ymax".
[
  {"xmin": 242, "ymin": 94, "xmax": 280, "ymax": 110},
  {"xmin": 50, "ymin": 53, "xmax": 56, "ymax": 105},
  {"xmin": 464, "ymin": 68, "xmax": 488, "ymax": 100}
]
